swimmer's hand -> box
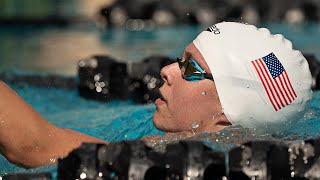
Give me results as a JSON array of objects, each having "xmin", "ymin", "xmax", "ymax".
[{"xmin": 0, "ymin": 81, "xmax": 107, "ymax": 168}]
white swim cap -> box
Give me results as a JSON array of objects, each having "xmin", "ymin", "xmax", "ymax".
[{"xmin": 193, "ymin": 22, "xmax": 313, "ymax": 133}]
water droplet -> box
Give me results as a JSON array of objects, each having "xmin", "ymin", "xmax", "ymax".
[
  {"xmin": 250, "ymin": 116, "xmax": 253, "ymax": 119},
  {"xmin": 102, "ymin": 89, "xmax": 109, "ymax": 94},
  {"xmin": 291, "ymin": 172, "xmax": 295, "ymax": 177},
  {"xmin": 165, "ymin": 164, "xmax": 170, "ymax": 168},
  {"xmin": 99, "ymin": 82, "xmax": 105, "ymax": 87},
  {"xmin": 99, "ymin": 172, "xmax": 103, "ymax": 177},
  {"xmin": 191, "ymin": 129, "xmax": 196, "ymax": 135},
  {"xmin": 298, "ymin": 63, "xmax": 301, "ymax": 66},
  {"xmin": 89, "ymin": 83, "xmax": 95, "ymax": 89},
  {"xmin": 151, "ymin": 77, "xmax": 157, "ymax": 83},
  {"xmin": 143, "ymin": 75, "xmax": 151, "ymax": 82},
  {"xmin": 124, "ymin": 134, "xmax": 128, "ymax": 138},
  {"xmin": 187, "ymin": 13, "xmax": 190, "ymax": 16},
  {"xmin": 143, "ymin": 94, "xmax": 150, "ymax": 100},
  {"xmin": 96, "ymin": 86, "xmax": 102, "ymax": 92},
  {"xmin": 219, "ymin": 131, "xmax": 226, "ymax": 137},
  {"xmin": 222, "ymin": 176, "xmax": 228, "ymax": 180},
  {"xmin": 80, "ymin": 172, "xmax": 87, "ymax": 179},
  {"xmin": 79, "ymin": 61, "xmax": 85, "ymax": 67},
  {"xmin": 88, "ymin": 59, "xmax": 98, "ymax": 68},
  {"xmin": 147, "ymin": 83, "xmax": 156, "ymax": 89},
  {"xmin": 94, "ymin": 74, "xmax": 102, "ymax": 82},
  {"xmin": 191, "ymin": 122, "xmax": 199, "ymax": 129},
  {"xmin": 201, "ymin": 91, "xmax": 207, "ymax": 95},
  {"xmin": 247, "ymin": 85, "xmax": 250, "ymax": 88}
]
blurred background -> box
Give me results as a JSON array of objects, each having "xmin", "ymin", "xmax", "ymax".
[
  {"xmin": 0, "ymin": 0, "xmax": 319, "ymax": 76},
  {"xmin": 1, "ymin": 0, "xmax": 320, "ymax": 175}
]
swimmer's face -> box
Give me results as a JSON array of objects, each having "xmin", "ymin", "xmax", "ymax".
[{"xmin": 153, "ymin": 43, "xmax": 230, "ymax": 133}]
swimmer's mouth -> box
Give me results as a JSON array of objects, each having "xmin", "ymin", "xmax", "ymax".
[{"xmin": 159, "ymin": 92, "xmax": 167, "ymax": 102}]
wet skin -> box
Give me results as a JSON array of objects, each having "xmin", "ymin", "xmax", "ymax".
[
  {"xmin": 153, "ymin": 43, "xmax": 230, "ymax": 133},
  {"xmin": 0, "ymin": 81, "xmax": 106, "ymax": 168}
]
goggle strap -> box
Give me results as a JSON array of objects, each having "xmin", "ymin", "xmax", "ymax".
[
  {"xmin": 176, "ymin": 57, "xmax": 184, "ymax": 67},
  {"xmin": 204, "ymin": 73, "xmax": 214, "ymax": 80}
]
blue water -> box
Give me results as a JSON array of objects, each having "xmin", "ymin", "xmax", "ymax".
[
  {"xmin": 0, "ymin": 83, "xmax": 165, "ymax": 174},
  {"xmin": 0, "ymin": 23, "xmax": 320, "ymax": 175}
]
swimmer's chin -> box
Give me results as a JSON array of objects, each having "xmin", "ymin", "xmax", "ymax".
[
  {"xmin": 152, "ymin": 113, "xmax": 173, "ymax": 132},
  {"xmin": 152, "ymin": 115, "xmax": 166, "ymax": 132}
]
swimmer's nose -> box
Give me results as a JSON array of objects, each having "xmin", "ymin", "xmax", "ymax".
[{"xmin": 160, "ymin": 63, "xmax": 179, "ymax": 86}]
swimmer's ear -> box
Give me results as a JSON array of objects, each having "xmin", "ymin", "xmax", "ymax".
[
  {"xmin": 217, "ymin": 115, "xmax": 232, "ymax": 126},
  {"xmin": 217, "ymin": 121, "xmax": 232, "ymax": 126}
]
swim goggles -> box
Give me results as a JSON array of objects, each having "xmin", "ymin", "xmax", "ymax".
[{"xmin": 177, "ymin": 57, "xmax": 214, "ymax": 82}]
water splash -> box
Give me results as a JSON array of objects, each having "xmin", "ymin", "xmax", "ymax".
[{"xmin": 191, "ymin": 122, "xmax": 199, "ymax": 129}]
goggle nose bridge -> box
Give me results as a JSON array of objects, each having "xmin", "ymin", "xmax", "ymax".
[{"xmin": 176, "ymin": 57, "xmax": 214, "ymax": 82}]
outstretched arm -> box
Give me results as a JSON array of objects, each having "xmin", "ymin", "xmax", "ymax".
[{"xmin": 0, "ymin": 81, "xmax": 107, "ymax": 168}]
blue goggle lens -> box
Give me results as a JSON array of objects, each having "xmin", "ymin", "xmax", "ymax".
[{"xmin": 177, "ymin": 57, "xmax": 213, "ymax": 82}]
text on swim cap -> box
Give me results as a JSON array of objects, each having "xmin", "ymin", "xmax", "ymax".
[{"xmin": 207, "ymin": 25, "xmax": 220, "ymax": 35}]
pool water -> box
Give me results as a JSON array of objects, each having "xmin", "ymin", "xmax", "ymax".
[
  {"xmin": 0, "ymin": 23, "xmax": 320, "ymax": 175},
  {"xmin": 0, "ymin": 83, "xmax": 164, "ymax": 174}
]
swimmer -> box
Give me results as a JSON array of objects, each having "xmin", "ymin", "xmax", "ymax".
[{"xmin": 0, "ymin": 22, "xmax": 312, "ymax": 168}]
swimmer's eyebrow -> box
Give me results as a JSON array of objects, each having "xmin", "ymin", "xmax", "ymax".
[
  {"xmin": 184, "ymin": 47, "xmax": 202, "ymax": 63},
  {"xmin": 183, "ymin": 48, "xmax": 198, "ymax": 60},
  {"xmin": 183, "ymin": 47, "xmax": 211, "ymax": 73}
]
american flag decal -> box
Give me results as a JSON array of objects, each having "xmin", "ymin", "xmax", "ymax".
[{"xmin": 251, "ymin": 53, "xmax": 297, "ymax": 111}]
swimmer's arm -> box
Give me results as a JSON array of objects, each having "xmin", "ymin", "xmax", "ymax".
[{"xmin": 0, "ymin": 81, "xmax": 107, "ymax": 168}]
